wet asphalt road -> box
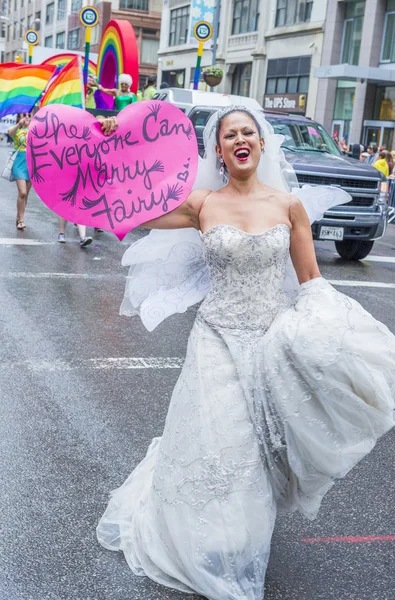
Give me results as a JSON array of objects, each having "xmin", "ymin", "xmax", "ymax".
[{"xmin": 0, "ymin": 141, "xmax": 394, "ymax": 600}]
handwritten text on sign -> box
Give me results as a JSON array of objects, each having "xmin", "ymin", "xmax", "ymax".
[{"xmin": 26, "ymin": 102, "xmax": 198, "ymax": 240}]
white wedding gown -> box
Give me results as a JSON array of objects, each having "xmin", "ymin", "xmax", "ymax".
[{"xmin": 97, "ymin": 223, "xmax": 395, "ymax": 600}]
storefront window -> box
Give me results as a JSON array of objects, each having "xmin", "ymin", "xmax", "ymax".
[
  {"xmin": 334, "ymin": 81, "xmax": 355, "ymax": 120},
  {"xmin": 232, "ymin": 63, "xmax": 252, "ymax": 97},
  {"xmin": 161, "ymin": 69, "xmax": 185, "ymax": 88},
  {"xmin": 381, "ymin": 0, "xmax": 395, "ymax": 62},
  {"xmin": 333, "ymin": 81, "xmax": 355, "ymax": 142},
  {"xmin": 341, "ymin": 1, "xmax": 365, "ymax": 65},
  {"xmin": 373, "ymin": 86, "xmax": 395, "ymax": 120}
]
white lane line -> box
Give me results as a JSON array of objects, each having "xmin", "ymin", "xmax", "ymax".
[
  {"xmin": 362, "ymin": 255, "xmax": 395, "ymax": 263},
  {"xmin": 0, "ymin": 272, "xmax": 393, "ymax": 289},
  {"xmin": 0, "ymin": 238, "xmax": 53, "ymax": 245},
  {"xmin": 330, "ymin": 280, "xmax": 395, "ymax": 289},
  {"xmin": 1, "ymin": 357, "xmax": 184, "ymax": 371},
  {"xmin": 0, "ymin": 272, "xmax": 99, "ymax": 279}
]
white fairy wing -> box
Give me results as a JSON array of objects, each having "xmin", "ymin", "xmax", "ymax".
[
  {"xmin": 291, "ymin": 184, "xmax": 350, "ymax": 222},
  {"xmin": 120, "ymin": 228, "xmax": 209, "ymax": 332},
  {"xmin": 283, "ymin": 184, "xmax": 351, "ymax": 300}
]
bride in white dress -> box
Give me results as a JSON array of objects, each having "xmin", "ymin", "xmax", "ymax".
[{"xmin": 96, "ymin": 107, "xmax": 395, "ymax": 600}]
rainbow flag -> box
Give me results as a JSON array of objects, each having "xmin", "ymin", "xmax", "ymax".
[
  {"xmin": 0, "ymin": 63, "xmax": 56, "ymax": 119},
  {"xmin": 40, "ymin": 55, "xmax": 85, "ymax": 109}
]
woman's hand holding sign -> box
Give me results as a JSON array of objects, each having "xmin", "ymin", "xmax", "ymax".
[
  {"xmin": 26, "ymin": 102, "xmax": 199, "ymax": 240},
  {"xmin": 97, "ymin": 115, "xmax": 119, "ymax": 136}
]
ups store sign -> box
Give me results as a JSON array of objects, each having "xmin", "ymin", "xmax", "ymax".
[{"xmin": 263, "ymin": 93, "xmax": 307, "ymax": 114}]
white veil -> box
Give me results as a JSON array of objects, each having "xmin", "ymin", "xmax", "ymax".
[{"xmin": 120, "ymin": 106, "xmax": 351, "ymax": 331}]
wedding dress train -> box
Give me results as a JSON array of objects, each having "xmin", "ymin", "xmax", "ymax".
[{"xmin": 97, "ymin": 222, "xmax": 395, "ymax": 600}]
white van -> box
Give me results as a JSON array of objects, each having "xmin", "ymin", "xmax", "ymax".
[
  {"xmin": 152, "ymin": 88, "xmax": 262, "ymax": 115},
  {"xmin": 152, "ymin": 88, "xmax": 262, "ymax": 155}
]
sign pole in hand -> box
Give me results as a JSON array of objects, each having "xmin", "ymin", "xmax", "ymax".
[
  {"xmin": 79, "ymin": 6, "xmax": 99, "ymax": 86},
  {"xmin": 24, "ymin": 29, "xmax": 39, "ymax": 64},
  {"xmin": 193, "ymin": 21, "xmax": 213, "ymax": 91}
]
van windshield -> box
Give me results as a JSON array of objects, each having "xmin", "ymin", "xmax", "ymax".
[{"xmin": 268, "ymin": 119, "xmax": 342, "ymax": 156}]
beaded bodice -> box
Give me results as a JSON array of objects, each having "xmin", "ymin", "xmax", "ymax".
[{"xmin": 198, "ymin": 223, "xmax": 291, "ymax": 332}]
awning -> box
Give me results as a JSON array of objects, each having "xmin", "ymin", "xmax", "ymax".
[{"xmin": 315, "ymin": 64, "xmax": 395, "ymax": 84}]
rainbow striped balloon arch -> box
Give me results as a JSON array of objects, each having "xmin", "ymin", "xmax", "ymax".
[
  {"xmin": 42, "ymin": 53, "xmax": 97, "ymax": 78},
  {"xmin": 95, "ymin": 19, "xmax": 139, "ymax": 111}
]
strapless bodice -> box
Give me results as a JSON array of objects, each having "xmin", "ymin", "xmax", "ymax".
[{"xmin": 198, "ymin": 224, "xmax": 291, "ymax": 332}]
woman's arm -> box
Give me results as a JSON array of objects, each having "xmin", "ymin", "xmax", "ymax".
[
  {"xmin": 97, "ymin": 84, "xmax": 117, "ymax": 97},
  {"xmin": 289, "ymin": 196, "xmax": 321, "ymax": 284},
  {"xmin": 95, "ymin": 115, "xmax": 208, "ymax": 230},
  {"xmin": 8, "ymin": 117, "xmax": 26, "ymax": 138},
  {"xmin": 140, "ymin": 189, "xmax": 210, "ymax": 230}
]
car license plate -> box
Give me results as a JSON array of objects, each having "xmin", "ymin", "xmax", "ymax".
[{"xmin": 319, "ymin": 226, "xmax": 344, "ymax": 241}]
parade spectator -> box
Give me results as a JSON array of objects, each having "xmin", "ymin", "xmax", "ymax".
[
  {"xmin": 386, "ymin": 150, "xmax": 394, "ymax": 174},
  {"xmin": 373, "ymin": 151, "xmax": 390, "ymax": 177},
  {"xmin": 360, "ymin": 151, "xmax": 369, "ymax": 163},
  {"xmin": 160, "ymin": 81, "xmax": 169, "ymax": 89},
  {"xmin": 58, "ymin": 217, "xmax": 93, "ymax": 247},
  {"xmin": 7, "ymin": 113, "xmax": 32, "ymax": 230},
  {"xmin": 142, "ymin": 75, "xmax": 157, "ymax": 100},
  {"xmin": 339, "ymin": 137, "xmax": 349, "ymax": 154},
  {"xmin": 367, "ymin": 145, "xmax": 378, "ymax": 164}
]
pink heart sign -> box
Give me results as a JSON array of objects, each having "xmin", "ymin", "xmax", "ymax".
[{"xmin": 26, "ymin": 102, "xmax": 198, "ymax": 240}]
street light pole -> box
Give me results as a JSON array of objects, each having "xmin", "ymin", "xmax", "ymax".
[{"xmin": 211, "ymin": 0, "xmax": 220, "ymax": 66}]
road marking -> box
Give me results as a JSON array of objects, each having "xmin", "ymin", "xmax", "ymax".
[
  {"xmin": 329, "ymin": 280, "xmax": 395, "ymax": 289},
  {"xmin": 1, "ymin": 357, "xmax": 184, "ymax": 371},
  {"xmin": 362, "ymin": 255, "xmax": 395, "ymax": 263},
  {"xmin": 0, "ymin": 272, "xmax": 394, "ymax": 289},
  {"xmin": 0, "ymin": 238, "xmax": 52, "ymax": 245},
  {"xmin": 301, "ymin": 536, "xmax": 395, "ymax": 544}
]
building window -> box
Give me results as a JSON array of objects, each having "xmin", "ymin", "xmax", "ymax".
[
  {"xmin": 382, "ymin": 0, "xmax": 395, "ymax": 62},
  {"xmin": 232, "ymin": 0, "xmax": 260, "ymax": 35},
  {"xmin": 91, "ymin": 25, "xmax": 100, "ymax": 45},
  {"xmin": 1, "ymin": 51, "xmax": 5, "ymax": 63},
  {"xmin": 169, "ymin": 6, "xmax": 190, "ymax": 46},
  {"xmin": 161, "ymin": 69, "xmax": 185, "ymax": 88},
  {"xmin": 45, "ymin": 35, "xmax": 53, "ymax": 47},
  {"xmin": 46, "ymin": 2, "xmax": 55, "ymax": 25},
  {"xmin": 141, "ymin": 38, "xmax": 159, "ymax": 64},
  {"xmin": 120, "ymin": 0, "xmax": 149, "ymax": 9},
  {"xmin": 373, "ymin": 85, "xmax": 395, "ymax": 120},
  {"xmin": 71, "ymin": 0, "xmax": 82, "ymax": 12},
  {"xmin": 275, "ymin": 0, "xmax": 314, "ymax": 27},
  {"xmin": 68, "ymin": 28, "xmax": 80, "ymax": 49},
  {"xmin": 58, "ymin": 0, "xmax": 66, "ymax": 20},
  {"xmin": 56, "ymin": 31, "xmax": 65, "ymax": 49},
  {"xmin": 1, "ymin": 23, "xmax": 6, "ymax": 38},
  {"xmin": 35, "ymin": 11, "xmax": 41, "ymax": 30},
  {"xmin": 231, "ymin": 63, "xmax": 252, "ymax": 97},
  {"xmin": 341, "ymin": 1, "xmax": 365, "ymax": 65},
  {"xmin": 265, "ymin": 56, "xmax": 311, "ymax": 94}
]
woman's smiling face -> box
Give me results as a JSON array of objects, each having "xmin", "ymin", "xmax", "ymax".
[{"xmin": 216, "ymin": 111, "xmax": 264, "ymax": 179}]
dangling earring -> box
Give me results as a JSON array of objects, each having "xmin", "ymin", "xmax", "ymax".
[
  {"xmin": 261, "ymin": 147, "xmax": 265, "ymax": 154},
  {"xmin": 219, "ymin": 157, "xmax": 225, "ymax": 176}
]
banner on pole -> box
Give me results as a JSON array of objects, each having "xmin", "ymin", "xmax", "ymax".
[{"xmin": 189, "ymin": 0, "xmax": 214, "ymax": 47}]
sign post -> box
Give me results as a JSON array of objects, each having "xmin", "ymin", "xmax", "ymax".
[
  {"xmin": 79, "ymin": 6, "xmax": 100, "ymax": 85},
  {"xmin": 24, "ymin": 30, "xmax": 39, "ymax": 64},
  {"xmin": 193, "ymin": 21, "xmax": 213, "ymax": 91}
]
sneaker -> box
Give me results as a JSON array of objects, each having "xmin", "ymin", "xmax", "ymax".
[
  {"xmin": 57, "ymin": 233, "xmax": 66, "ymax": 243},
  {"xmin": 94, "ymin": 227, "xmax": 104, "ymax": 233},
  {"xmin": 80, "ymin": 236, "xmax": 93, "ymax": 247}
]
